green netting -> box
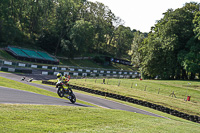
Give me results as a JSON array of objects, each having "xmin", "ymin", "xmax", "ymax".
[
  {"xmin": 8, "ymin": 47, "xmax": 29, "ymax": 57},
  {"xmin": 8, "ymin": 46, "xmax": 58, "ymax": 63},
  {"xmin": 22, "ymin": 49, "xmax": 44, "ymax": 59},
  {"xmin": 37, "ymin": 51, "xmax": 55, "ymax": 61}
]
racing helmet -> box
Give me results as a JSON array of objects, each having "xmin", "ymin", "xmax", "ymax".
[{"xmin": 57, "ymin": 73, "xmax": 62, "ymax": 79}]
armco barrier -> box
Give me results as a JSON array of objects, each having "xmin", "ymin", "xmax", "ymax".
[
  {"xmin": 42, "ymin": 80, "xmax": 200, "ymax": 123},
  {"xmin": 0, "ymin": 59, "xmax": 140, "ymax": 79},
  {"xmin": 0, "ymin": 67, "xmax": 32, "ymax": 74}
]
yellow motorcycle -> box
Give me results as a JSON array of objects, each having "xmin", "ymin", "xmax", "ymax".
[{"xmin": 56, "ymin": 81, "xmax": 76, "ymax": 104}]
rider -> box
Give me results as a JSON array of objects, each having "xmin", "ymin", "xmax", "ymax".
[{"xmin": 56, "ymin": 73, "xmax": 70, "ymax": 93}]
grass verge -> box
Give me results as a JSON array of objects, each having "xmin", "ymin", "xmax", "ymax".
[
  {"xmin": 0, "ymin": 104, "xmax": 200, "ymax": 133},
  {"xmin": 0, "ymin": 49, "xmax": 17, "ymax": 61}
]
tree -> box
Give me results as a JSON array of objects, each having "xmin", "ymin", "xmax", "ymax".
[
  {"xmin": 70, "ymin": 20, "xmax": 95, "ymax": 55},
  {"xmin": 130, "ymin": 31, "xmax": 146, "ymax": 67},
  {"xmin": 141, "ymin": 3, "xmax": 199, "ymax": 79},
  {"xmin": 81, "ymin": 1, "xmax": 119, "ymax": 54},
  {"xmin": 114, "ymin": 25, "xmax": 133, "ymax": 58}
]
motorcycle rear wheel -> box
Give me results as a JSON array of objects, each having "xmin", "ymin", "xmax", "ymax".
[{"xmin": 70, "ymin": 93, "xmax": 76, "ymax": 104}]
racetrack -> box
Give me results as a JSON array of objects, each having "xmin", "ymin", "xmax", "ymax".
[
  {"xmin": 0, "ymin": 72, "xmax": 168, "ymax": 119},
  {"xmin": 0, "ymin": 86, "xmax": 88, "ymax": 107}
]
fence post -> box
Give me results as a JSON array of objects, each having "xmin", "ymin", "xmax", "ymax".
[
  {"xmin": 118, "ymin": 80, "xmax": 121, "ymax": 87},
  {"xmin": 103, "ymin": 78, "xmax": 105, "ymax": 84},
  {"xmin": 144, "ymin": 85, "xmax": 147, "ymax": 91},
  {"xmin": 131, "ymin": 82, "xmax": 133, "ymax": 88},
  {"xmin": 105, "ymin": 89, "xmax": 108, "ymax": 98}
]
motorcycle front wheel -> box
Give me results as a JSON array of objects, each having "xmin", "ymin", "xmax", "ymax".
[{"xmin": 57, "ymin": 87, "xmax": 64, "ymax": 97}]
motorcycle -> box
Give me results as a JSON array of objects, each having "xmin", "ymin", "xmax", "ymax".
[{"xmin": 56, "ymin": 81, "xmax": 76, "ymax": 104}]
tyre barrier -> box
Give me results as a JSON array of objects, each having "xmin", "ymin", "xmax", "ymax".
[
  {"xmin": 42, "ymin": 80, "xmax": 56, "ymax": 85},
  {"xmin": 42, "ymin": 80, "xmax": 200, "ymax": 123}
]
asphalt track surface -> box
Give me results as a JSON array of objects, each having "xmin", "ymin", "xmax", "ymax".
[
  {"xmin": 0, "ymin": 72, "xmax": 167, "ymax": 119},
  {"xmin": 0, "ymin": 86, "xmax": 88, "ymax": 107}
]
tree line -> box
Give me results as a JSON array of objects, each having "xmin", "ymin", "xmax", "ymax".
[
  {"xmin": 0, "ymin": 0, "xmax": 199, "ymax": 79},
  {"xmin": 0, "ymin": 0, "xmax": 135, "ymax": 58},
  {"xmin": 138, "ymin": 2, "xmax": 200, "ymax": 80}
]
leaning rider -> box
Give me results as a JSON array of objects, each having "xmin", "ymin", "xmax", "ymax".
[{"xmin": 56, "ymin": 73, "xmax": 69, "ymax": 93}]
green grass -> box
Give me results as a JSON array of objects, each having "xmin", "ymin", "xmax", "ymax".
[
  {"xmin": 0, "ymin": 104, "xmax": 200, "ymax": 133},
  {"xmin": 58, "ymin": 58, "xmax": 103, "ymax": 68},
  {"xmin": 64, "ymin": 79, "xmax": 200, "ymax": 116},
  {"xmin": 0, "ymin": 49, "xmax": 17, "ymax": 61},
  {"xmin": 110, "ymin": 62, "xmax": 136, "ymax": 71},
  {"xmin": 58, "ymin": 58, "xmax": 135, "ymax": 70}
]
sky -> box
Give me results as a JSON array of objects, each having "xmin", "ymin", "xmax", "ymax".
[{"xmin": 89, "ymin": 0, "xmax": 200, "ymax": 33}]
